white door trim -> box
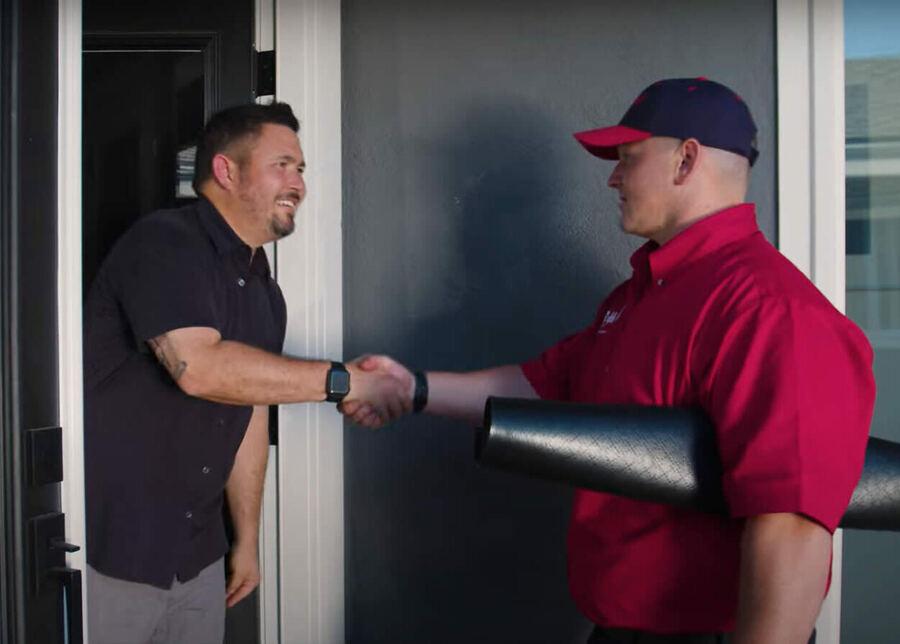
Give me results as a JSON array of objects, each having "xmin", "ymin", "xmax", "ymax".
[
  {"xmin": 254, "ymin": 2, "xmax": 281, "ymax": 642},
  {"xmin": 274, "ymin": 1, "xmax": 344, "ymax": 642},
  {"xmin": 57, "ymin": 0, "xmax": 88, "ymax": 640},
  {"xmin": 59, "ymin": 2, "xmax": 296, "ymax": 641},
  {"xmin": 776, "ymin": 1, "xmax": 846, "ymax": 643}
]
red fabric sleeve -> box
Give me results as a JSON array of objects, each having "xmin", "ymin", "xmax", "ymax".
[
  {"xmin": 696, "ymin": 297, "xmax": 875, "ymax": 532},
  {"xmin": 521, "ymin": 323, "xmax": 598, "ymax": 401}
]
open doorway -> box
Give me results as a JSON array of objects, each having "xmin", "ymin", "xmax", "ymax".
[
  {"xmin": 68, "ymin": 1, "xmax": 343, "ymax": 641},
  {"xmin": 80, "ymin": 1, "xmax": 265, "ymax": 641}
]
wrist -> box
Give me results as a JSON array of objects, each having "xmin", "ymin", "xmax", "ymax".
[
  {"xmin": 343, "ymin": 362, "xmax": 360, "ymax": 402},
  {"xmin": 324, "ymin": 361, "xmax": 350, "ymax": 403},
  {"xmin": 412, "ymin": 371, "xmax": 428, "ymax": 413},
  {"xmin": 231, "ymin": 535, "xmax": 259, "ymax": 551}
]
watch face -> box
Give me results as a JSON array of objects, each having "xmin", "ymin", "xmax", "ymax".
[{"xmin": 330, "ymin": 369, "xmax": 350, "ymax": 395}]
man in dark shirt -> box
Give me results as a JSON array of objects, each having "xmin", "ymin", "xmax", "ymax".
[{"xmin": 84, "ymin": 102, "xmax": 408, "ymax": 643}]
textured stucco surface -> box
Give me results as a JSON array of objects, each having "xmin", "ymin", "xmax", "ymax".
[{"xmin": 342, "ymin": 2, "xmax": 776, "ymax": 641}]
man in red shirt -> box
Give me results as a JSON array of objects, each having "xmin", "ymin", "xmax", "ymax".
[{"xmin": 343, "ymin": 78, "xmax": 875, "ymax": 644}]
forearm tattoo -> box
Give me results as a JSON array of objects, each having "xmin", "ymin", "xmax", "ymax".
[{"xmin": 148, "ymin": 335, "xmax": 188, "ymax": 381}]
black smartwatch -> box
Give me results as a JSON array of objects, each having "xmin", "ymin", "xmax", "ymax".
[
  {"xmin": 412, "ymin": 371, "xmax": 428, "ymax": 413},
  {"xmin": 325, "ymin": 361, "xmax": 350, "ymax": 403}
]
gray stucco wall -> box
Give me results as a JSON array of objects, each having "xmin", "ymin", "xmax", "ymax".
[{"xmin": 342, "ymin": 2, "xmax": 776, "ymax": 642}]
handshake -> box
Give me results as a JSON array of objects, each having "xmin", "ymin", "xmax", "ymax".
[
  {"xmin": 332, "ymin": 358, "xmax": 530, "ymax": 428},
  {"xmin": 339, "ymin": 355, "xmax": 420, "ymax": 429}
]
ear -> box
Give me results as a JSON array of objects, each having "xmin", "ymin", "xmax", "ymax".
[
  {"xmin": 674, "ymin": 138, "xmax": 701, "ymax": 186},
  {"xmin": 210, "ymin": 153, "xmax": 240, "ymax": 191}
]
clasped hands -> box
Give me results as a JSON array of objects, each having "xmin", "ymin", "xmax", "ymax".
[{"xmin": 340, "ymin": 355, "xmax": 415, "ymax": 428}]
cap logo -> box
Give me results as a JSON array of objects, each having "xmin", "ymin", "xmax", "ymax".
[{"xmin": 632, "ymin": 93, "xmax": 648, "ymax": 106}]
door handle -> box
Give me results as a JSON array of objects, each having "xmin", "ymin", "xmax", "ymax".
[
  {"xmin": 50, "ymin": 537, "xmax": 81, "ymax": 553},
  {"xmin": 28, "ymin": 513, "xmax": 85, "ymax": 641},
  {"xmin": 51, "ymin": 567, "xmax": 83, "ymax": 644},
  {"xmin": 29, "ymin": 512, "xmax": 81, "ymax": 594}
]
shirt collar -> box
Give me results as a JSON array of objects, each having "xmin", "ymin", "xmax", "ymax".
[
  {"xmin": 197, "ymin": 196, "xmax": 244, "ymax": 255},
  {"xmin": 629, "ymin": 203, "xmax": 760, "ymax": 283},
  {"xmin": 196, "ymin": 196, "xmax": 271, "ymax": 278}
]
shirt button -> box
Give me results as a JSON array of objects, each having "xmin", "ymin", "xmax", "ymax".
[
  {"xmin": 185, "ymin": 511, "xmax": 193, "ymax": 519},
  {"xmin": 657, "ymin": 278, "xmax": 664, "ymax": 286},
  {"xmin": 237, "ymin": 278, "xmax": 246, "ymax": 287},
  {"xmin": 216, "ymin": 418, "xmax": 225, "ymax": 427},
  {"xmin": 202, "ymin": 466, "xmax": 211, "ymax": 474}
]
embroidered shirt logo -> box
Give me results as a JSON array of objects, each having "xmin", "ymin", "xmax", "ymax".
[{"xmin": 597, "ymin": 307, "xmax": 626, "ymax": 334}]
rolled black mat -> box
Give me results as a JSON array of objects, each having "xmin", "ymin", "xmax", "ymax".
[{"xmin": 476, "ymin": 397, "xmax": 900, "ymax": 531}]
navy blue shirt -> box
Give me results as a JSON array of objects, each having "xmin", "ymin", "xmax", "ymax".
[{"xmin": 84, "ymin": 197, "xmax": 286, "ymax": 588}]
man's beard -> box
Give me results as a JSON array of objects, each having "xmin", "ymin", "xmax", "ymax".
[{"xmin": 270, "ymin": 213, "xmax": 295, "ymax": 238}]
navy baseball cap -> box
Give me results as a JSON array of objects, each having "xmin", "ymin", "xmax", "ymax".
[{"xmin": 574, "ymin": 77, "xmax": 759, "ymax": 166}]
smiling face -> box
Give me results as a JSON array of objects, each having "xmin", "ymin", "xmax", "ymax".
[
  {"xmin": 233, "ymin": 123, "xmax": 306, "ymax": 243},
  {"xmin": 606, "ymin": 137, "xmax": 682, "ymax": 243}
]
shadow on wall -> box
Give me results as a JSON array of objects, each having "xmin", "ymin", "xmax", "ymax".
[
  {"xmin": 410, "ymin": 99, "xmax": 622, "ymax": 366},
  {"xmin": 345, "ymin": 100, "xmax": 625, "ymax": 644}
]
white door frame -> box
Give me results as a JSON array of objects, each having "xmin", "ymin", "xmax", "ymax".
[
  {"xmin": 273, "ymin": 1, "xmax": 344, "ymax": 642},
  {"xmin": 776, "ymin": 1, "xmax": 846, "ymax": 643},
  {"xmin": 255, "ymin": 0, "xmax": 281, "ymax": 640},
  {"xmin": 57, "ymin": 0, "xmax": 88, "ymax": 640},
  {"xmin": 56, "ymin": 1, "xmax": 345, "ymax": 641}
]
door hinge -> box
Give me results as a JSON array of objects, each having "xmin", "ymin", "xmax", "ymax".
[{"xmin": 255, "ymin": 49, "xmax": 276, "ymax": 98}]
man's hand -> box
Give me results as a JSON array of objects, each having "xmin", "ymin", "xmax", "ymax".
[
  {"xmin": 226, "ymin": 541, "xmax": 261, "ymax": 608},
  {"xmin": 341, "ymin": 355, "xmax": 415, "ymax": 428}
]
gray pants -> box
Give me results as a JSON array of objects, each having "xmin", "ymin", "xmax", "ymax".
[{"xmin": 87, "ymin": 558, "xmax": 225, "ymax": 644}]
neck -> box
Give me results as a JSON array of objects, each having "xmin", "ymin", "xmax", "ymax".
[
  {"xmin": 653, "ymin": 197, "xmax": 746, "ymax": 246},
  {"xmin": 201, "ymin": 188, "xmax": 264, "ymax": 250}
]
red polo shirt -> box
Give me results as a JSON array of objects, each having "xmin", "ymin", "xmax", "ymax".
[{"xmin": 521, "ymin": 203, "xmax": 875, "ymax": 634}]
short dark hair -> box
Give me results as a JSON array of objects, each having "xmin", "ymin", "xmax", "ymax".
[{"xmin": 192, "ymin": 102, "xmax": 300, "ymax": 193}]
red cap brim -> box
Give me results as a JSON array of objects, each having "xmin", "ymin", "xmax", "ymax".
[{"xmin": 573, "ymin": 125, "xmax": 652, "ymax": 159}]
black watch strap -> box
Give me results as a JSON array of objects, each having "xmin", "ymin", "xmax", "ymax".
[
  {"xmin": 413, "ymin": 371, "xmax": 428, "ymax": 413},
  {"xmin": 325, "ymin": 361, "xmax": 350, "ymax": 403}
]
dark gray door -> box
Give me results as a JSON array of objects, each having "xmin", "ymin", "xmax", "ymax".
[
  {"xmin": 82, "ymin": 1, "xmax": 260, "ymax": 642},
  {"xmin": 342, "ymin": 1, "xmax": 776, "ymax": 642},
  {"xmin": 1, "ymin": 0, "xmax": 81, "ymax": 642}
]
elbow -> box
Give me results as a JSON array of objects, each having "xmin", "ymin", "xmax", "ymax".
[{"xmin": 174, "ymin": 366, "xmax": 211, "ymax": 399}]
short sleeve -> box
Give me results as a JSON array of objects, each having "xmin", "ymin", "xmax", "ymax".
[
  {"xmin": 273, "ymin": 286, "xmax": 288, "ymax": 352},
  {"xmin": 696, "ymin": 298, "xmax": 875, "ymax": 532},
  {"xmin": 521, "ymin": 323, "xmax": 598, "ymax": 401},
  {"xmin": 113, "ymin": 217, "xmax": 222, "ymax": 341}
]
